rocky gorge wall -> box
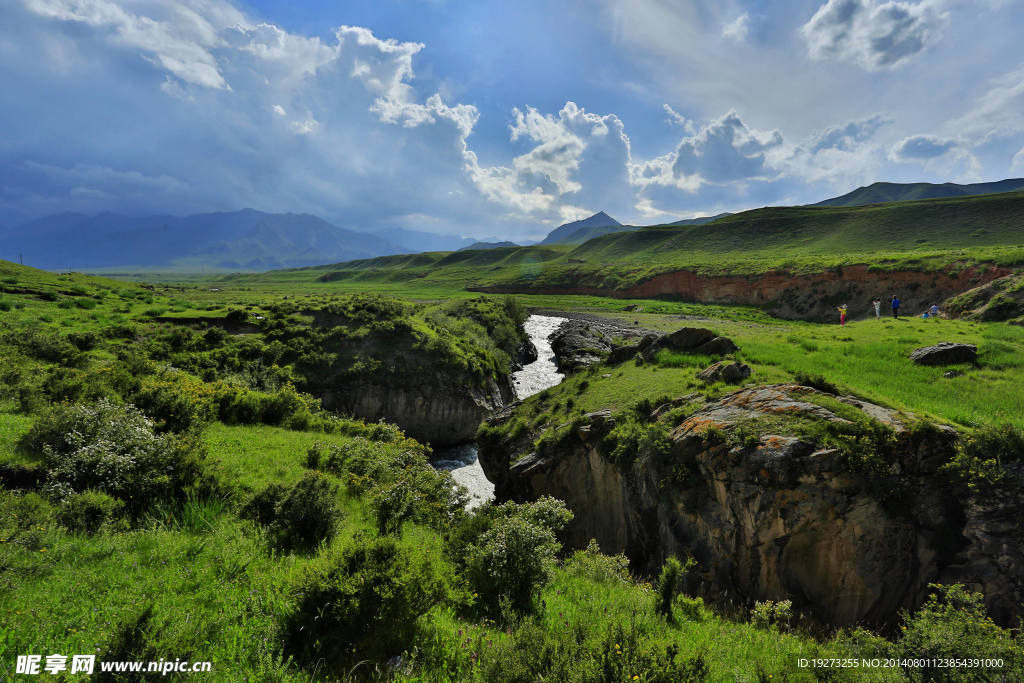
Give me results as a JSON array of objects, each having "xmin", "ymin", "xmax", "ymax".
[
  {"xmin": 479, "ymin": 384, "xmax": 1024, "ymax": 628},
  {"xmin": 320, "ymin": 372, "xmax": 515, "ymax": 446},
  {"xmin": 476, "ymin": 264, "xmax": 1012, "ymax": 322}
]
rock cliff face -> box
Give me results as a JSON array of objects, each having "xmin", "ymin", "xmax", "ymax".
[
  {"xmin": 479, "ymin": 384, "xmax": 1023, "ymax": 627},
  {"xmin": 321, "ymin": 374, "xmax": 514, "ymax": 447},
  {"xmin": 475, "ymin": 264, "xmax": 1010, "ymax": 322}
]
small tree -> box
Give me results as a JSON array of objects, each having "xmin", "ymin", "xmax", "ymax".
[{"xmin": 463, "ymin": 496, "xmax": 572, "ymax": 615}]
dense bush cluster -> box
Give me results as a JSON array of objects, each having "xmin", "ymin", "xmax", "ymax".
[
  {"xmin": 449, "ymin": 496, "xmax": 573, "ymax": 615},
  {"xmin": 285, "ymin": 535, "xmax": 453, "ymax": 666},
  {"xmin": 23, "ymin": 400, "xmax": 206, "ymax": 514},
  {"xmin": 306, "ymin": 439, "xmax": 467, "ymax": 535},
  {"xmin": 242, "ymin": 471, "xmax": 344, "ymax": 549}
]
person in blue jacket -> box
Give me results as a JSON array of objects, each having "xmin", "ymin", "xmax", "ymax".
[{"xmin": 890, "ymin": 295, "xmax": 900, "ymax": 319}]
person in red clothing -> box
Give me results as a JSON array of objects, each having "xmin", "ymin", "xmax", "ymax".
[{"xmin": 837, "ymin": 304, "xmax": 848, "ymax": 325}]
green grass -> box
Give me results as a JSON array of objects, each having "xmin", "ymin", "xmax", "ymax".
[{"xmin": 2, "ymin": 257, "xmax": 1023, "ymax": 679}]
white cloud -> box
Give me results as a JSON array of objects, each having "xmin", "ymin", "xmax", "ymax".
[
  {"xmin": 889, "ymin": 134, "xmax": 980, "ymax": 177},
  {"xmin": 889, "ymin": 134, "xmax": 957, "ymax": 161},
  {"xmin": 272, "ymin": 104, "xmax": 286, "ymax": 116},
  {"xmin": 951, "ymin": 65, "xmax": 1024, "ymax": 139},
  {"xmin": 662, "ymin": 104, "xmax": 696, "ymax": 134},
  {"xmin": 800, "ymin": 0, "xmax": 946, "ymax": 71},
  {"xmin": 462, "ymin": 101, "xmax": 633, "ymax": 222},
  {"xmin": 1012, "ymin": 146, "xmax": 1024, "ymax": 170},
  {"xmin": 632, "ymin": 110, "xmax": 783, "ymax": 194},
  {"xmin": 722, "ymin": 13, "xmax": 750, "ymax": 41},
  {"xmin": 289, "ymin": 118, "xmax": 318, "ymax": 135},
  {"xmin": 783, "ymin": 114, "xmax": 891, "ymax": 184},
  {"xmin": 23, "ymin": 0, "xmax": 240, "ymax": 88}
]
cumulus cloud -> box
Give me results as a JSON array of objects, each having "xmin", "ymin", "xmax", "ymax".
[
  {"xmin": 632, "ymin": 110, "xmax": 783, "ymax": 196},
  {"xmin": 889, "ymin": 134, "xmax": 980, "ymax": 176},
  {"xmin": 23, "ymin": 0, "xmax": 242, "ymax": 88},
  {"xmin": 889, "ymin": 134, "xmax": 957, "ymax": 160},
  {"xmin": 722, "ymin": 13, "xmax": 750, "ymax": 41},
  {"xmin": 781, "ymin": 114, "xmax": 891, "ymax": 184},
  {"xmin": 2, "ymin": 0, "xmax": 496, "ymax": 233},
  {"xmin": 662, "ymin": 104, "xmax": 696, "ymax": 134},
  {"xmin": 800, "ymin": 0, "xmax": 946, "ymax": 70},
  {"xmin": 463, "ymin": 102, "xmax": 634, "ymax": 223}
]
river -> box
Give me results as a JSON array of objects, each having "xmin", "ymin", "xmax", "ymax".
[{"xmin": 430, "ymin": 314, "xmax": 565, "ymax": 507}]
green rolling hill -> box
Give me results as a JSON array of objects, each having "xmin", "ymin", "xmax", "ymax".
[
  {"xmin": 243, "ymin": 190, "xmax": 1024, "ymax": 294},
  {"xmin": 811, "ymin": 178, "xmax": 1024, "ymax": 207}
]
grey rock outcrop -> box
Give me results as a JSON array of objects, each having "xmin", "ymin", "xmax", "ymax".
[
  {"xmin": 639, "ymin": 327, "xmax": 740, "ymax": 362},
  {"xmin": 696, "ymin": 361, "xmax": 751, "ymax": 384},
  {"xmin": 910, "ymin": 342, "xmax": 977, "ymax": 365},
  {"xmin": 548, "ymin": 318, "xmax": 653, "ymax": 372},
  {"xmin": 480, "ymin": 384, "xmax": 1023, "ymax": 627},
  {"xmin": 322, "ymin": 373, "xmax": 514, "ymax": 446}
]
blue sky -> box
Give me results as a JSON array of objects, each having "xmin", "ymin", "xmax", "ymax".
[{"xmin": 2, "ymin": 0, "xmax": 1023, "ymax": 241}]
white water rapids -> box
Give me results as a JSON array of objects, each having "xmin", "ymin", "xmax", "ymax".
[{"xmin": 431, "ymin": 314, "xmax": 566, "ymax": 507}]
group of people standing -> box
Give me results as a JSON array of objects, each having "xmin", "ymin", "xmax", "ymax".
[{"xmin": 836, "ymin": 296, "xmax": 939, "ymax": 324}]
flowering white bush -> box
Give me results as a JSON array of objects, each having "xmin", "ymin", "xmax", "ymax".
[{"xmin": 26, "ymin": 399, "xmax": 201, "ymax": 510}]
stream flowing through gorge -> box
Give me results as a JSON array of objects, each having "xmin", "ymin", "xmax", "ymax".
[{"xmin": 431, "ymin": 314, "xmax": 565, "ymax": 507}]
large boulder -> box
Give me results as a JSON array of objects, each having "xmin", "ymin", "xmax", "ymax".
[
  {"xmin": 640, "ymin": 327, "xmax": 740, "ymax": 362},
  {"xmin": 910, "ymin": 342, "xmax": 977, "ymax": 365},
  {"xmin": 697, "ymin": 361, "xmax": 751, "ymax": 384},
  {"xmin": 549, "ymin": 318, "xmax": 653, "ymax": 372},
  {"xmin": 663, "ymin": 327, "xmax": 717, "ymax": 350}
]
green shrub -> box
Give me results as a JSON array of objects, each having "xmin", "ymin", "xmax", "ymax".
[
  {"xmin": 793, "ymin": 371, "xmax": 839, "ymax": 394},
  {"xmin": 463, "ymin": 496, "xmax": 572, "ymax": 615},
  {"xmin": 133, "ymin": 372, "xmax": 217, "ymax": 433},
  {"xmin": 239, "ymin": 483, "xmax": 287, "ymax": 527},
  {"xmin": 895, "ymin": 584, "xmax": 1024, "ymax": 680},
  {"xmin": 56, "ymin": 490, "xmax": 125, "ymax": 533},
  {"xmin": 603, "ymin": 416, "xmax": 673, "ymax": 468},
  {"xmin": 476, "ymin": 616, "xmax": 709, "ymax": 682},
  {"xmin": 370, "ymin": 467, "xmax": 466, "ymax": 535},
  {"xmin": 67, "ymin": 331, "xmax": 99, "ymax": 351},
  {"xmin": 750, "ymin": 599, "xmax": 793, "ymax": 632},
  {"xmin": 656, "ymin": 556, "xmax": 684, "ymax": 618},
  {"xmin": 270, "ymin": 472, "xmax": 342, "ymax": 549},
  {"xmin": 284, "ymin": 535, "xmax": 452, "ymax": 666},
  {"xmin": 23, "ymin": 399, "xmax": 206, "ymax": 512},
  {"xmin": 563, "ymin": 539, "xmax": 631, "ymax": 585},
  {"xmin": 943, "ymin": 423, "xmax": 1024, "ymax": 489},
  {"xmin": 9, "ymin": 329, "xmax": 83, "ymax": 366},
  {"xmin": 673, "ymin": 594, "xmax": 710, "ymax": 623}
]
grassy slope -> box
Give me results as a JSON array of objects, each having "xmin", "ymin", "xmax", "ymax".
[
  {"xmin": 209, "ymin": 191, "xmax": 1024, "ymax": 296},
  {"xmin": 506, "ymin": 312, "xmax": 1024, "ymax": 434}
]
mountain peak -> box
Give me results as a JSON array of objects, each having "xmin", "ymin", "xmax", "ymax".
[{"xmin": 538, "ymin": 211, "xmax": 625, "ymax": 245}]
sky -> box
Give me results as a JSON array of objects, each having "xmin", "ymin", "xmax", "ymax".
[{"xmin": 1, "ymin": 0, "xmax": 1023, "ymax": 241}]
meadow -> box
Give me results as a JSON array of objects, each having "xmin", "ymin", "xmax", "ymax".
[{"xmin": 1, "ymin": 258, "xmax": 1023, "ymax": 680}]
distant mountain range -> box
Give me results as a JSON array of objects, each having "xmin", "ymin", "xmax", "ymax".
[
  {"xmin": 377, "ymin": 227, "xmax": 477, "ymax": 253},
  {"xmin": 458, "ymin": 241, "xmax": 519, "ymax": 251},
  {"xmin": 0, "ymin": 210, "xmax": 407, "ymax": 271},
  {"xmin": 810, "ymin": 178, "xmax": 1024, "ymax": 207},
  {"xmin": 6, "ymin": 177, "xmax": 1024, "ymax": 271}
]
